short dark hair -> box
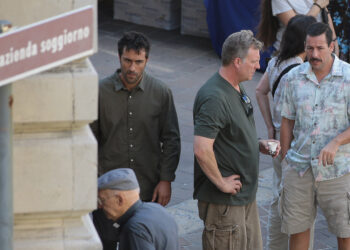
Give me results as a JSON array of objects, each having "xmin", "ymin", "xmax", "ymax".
[
  {"xmin": 306, "ymin": 22, "xmax": 333, "ymax": 45},
  {"xmin": 118, "ymin": 31, "xmax": 150, "ymax": 58},
  {"xmin": 277, "ymin": 15, "xmax": 317, "ymax": 66}
]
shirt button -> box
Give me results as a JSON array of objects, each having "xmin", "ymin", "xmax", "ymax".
[
  {"xmin": 129, "ymin": 128, "xmax": 133, "ymax": 131},
  {"xmin": 130, "ymin": 159, "xmax": 134, "ymax": 162},
  {"xmin": 129, "ymin": 112, "xmax": 133, "ymax": 116},
  {"xmin": 129, "ymin": 95, "xmax": 132, "ymax": 99},
  {"xmin": 130, "ymin": 144, "xmax": 134, "ymax": 148}
]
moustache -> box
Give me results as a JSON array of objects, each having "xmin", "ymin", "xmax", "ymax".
[{"xmin": 310, "ymin": 58, "xmax": 322, "ymax": 63}]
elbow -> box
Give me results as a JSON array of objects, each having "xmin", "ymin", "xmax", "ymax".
[
  {"xmin": 194, "ymin": 146, "xmax": 203, "ymax": 161},
  {"xmin": 194, "ymin": 144, "xmax": 208, "ymax": 164}
]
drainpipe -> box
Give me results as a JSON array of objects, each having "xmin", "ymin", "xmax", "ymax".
[{"xmin": 0, "ymin": 20, "xmax": 13, "ymax": 250}]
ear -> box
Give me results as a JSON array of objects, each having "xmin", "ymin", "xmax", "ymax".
[
  {"xmin": 232, "ymin": 57, "xmax": 241, "ymax": 67},
  {"xmin": 115, "ymin": 193, "xmax": 123, "ymax": 206},
  {"xmin": 329, "ymin": 41, "xmax": 335, "ymax": 53}
]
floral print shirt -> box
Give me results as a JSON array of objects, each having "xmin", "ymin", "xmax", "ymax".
[{"xmin": 281, "ymin": 55, "xmax": 350, "ymax": 181}]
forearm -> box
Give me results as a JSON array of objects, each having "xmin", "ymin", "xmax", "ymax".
[
  {"xmin": 331, "ymin": 127, "xmax": 350, "ymax": 146},
  {"xmin": 327, "ymin": 12, "xmax": 339, "ymax": 56},
  {"xmin": 196, "ymin": 150, "xmax": 224, "ymax": 188},
  {"xmin": 256, "ymin": 92, "xmax": 274, "ymax": 137},
  {"xmin": 307, "ymin": 0, "xmax": 329, "ymax": 17},
  {"xmin": 280, "ymin": 117, "xmax": 295, "ymax": 158},
  {"xmin": 194, "ymin": 137, "xmax": 224, "ymax": 189},
  {"xmin": 256, "ymin": 72, "xmax": 275, "ymax": 138}
]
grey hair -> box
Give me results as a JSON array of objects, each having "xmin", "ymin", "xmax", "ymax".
[{"xmin": 221, "ymin": 30, "xmax": 263, "ymax": 66}]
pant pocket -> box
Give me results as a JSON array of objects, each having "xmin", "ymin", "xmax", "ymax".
[{"xmin": 203, "ymin": 225, "xmax": 239, "ymax": 250}]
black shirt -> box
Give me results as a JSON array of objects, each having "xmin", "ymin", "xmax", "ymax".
[{"xmin": 90, "ymin": 70, "xmax": 181, "ymax": 200}]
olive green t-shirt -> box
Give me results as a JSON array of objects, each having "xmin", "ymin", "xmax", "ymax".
[{"xmin": 193, "ymin": 72, "xmax": 259, "ymax": 205}]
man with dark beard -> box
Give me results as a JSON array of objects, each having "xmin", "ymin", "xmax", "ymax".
[{"xmin": 90, "ymin": 31, "xmax": 180, "ymax": 249}]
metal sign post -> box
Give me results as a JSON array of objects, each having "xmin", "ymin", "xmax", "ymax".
[{"xmin": 0, "ymin": 20, "xmax": 13, "ymax": 250}]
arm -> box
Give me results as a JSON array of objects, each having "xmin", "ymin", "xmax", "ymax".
[
  {"xmin": 276, "ymin": 0, "xmax": 329, "ymax": 26},
  {"xmin": 152, "ymin": 88, "xmax": 181, "ymax": 206},
  {"xmin": 327, "ymin": 12, "xmax": 339, "ymax": 56},
  {"xmin": 318, "ymin": 127, "xmax": 350, "ymax": 166},
  {"xmin": 122, "ymin": 230, "xmax": 155, "ymax": 250},
  {"xmin": 256, "ymin": 72, "xmax": 275, "ymax": 139},
  {"xmin": 194, "ymin": 136, "xmax": 242, "ymax": 195},
  {"xmin": 280, "ymin": 117, "xmax": 295, "ymax": 159}
]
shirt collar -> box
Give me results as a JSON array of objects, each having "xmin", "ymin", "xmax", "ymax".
[
  {"xmin": 115, "ymin": 199, "xmax": 142, "ymax": 227},
  {"xmin": 113, "ymin": 69, "xmax": 145, "ymax": 92},
  {"xmin": 301, "ymin": 54, "xmax": 342, "ymax": 78}
]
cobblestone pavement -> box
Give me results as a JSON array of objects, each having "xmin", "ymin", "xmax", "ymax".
[{"xmin": 91, "ymin": 2, "xmax": 337, "ymax": 249}]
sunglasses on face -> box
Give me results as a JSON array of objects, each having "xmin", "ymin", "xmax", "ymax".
[{"xmin": 240, "ymin": 94, "xmax": 253, "ymax": 116}]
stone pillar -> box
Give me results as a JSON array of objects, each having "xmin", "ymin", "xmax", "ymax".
[{"xmin": 0, "ymin": 1, "xmax": 101, "ymax": 249}]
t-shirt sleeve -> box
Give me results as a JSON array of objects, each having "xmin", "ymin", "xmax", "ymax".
[
  {"xmin": 281, "ymin": 74, "xmax": 296, "ymax": 120},
  {"xmin": 194, "ymin": 97, "xmax": 226, "ymax": 139},
  {"xmin": 271, "ymin": 0, "xmax": 293, "ymax": 16}
]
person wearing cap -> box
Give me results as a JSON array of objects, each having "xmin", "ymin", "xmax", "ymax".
[{"xmin": 97, "ymin": 168, "xmax": 179, "ymax": 250}]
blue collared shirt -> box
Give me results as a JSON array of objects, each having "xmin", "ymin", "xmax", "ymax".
[{"xmin": 281, "ymin": 55, "xmax": 350, "ymax": 181}]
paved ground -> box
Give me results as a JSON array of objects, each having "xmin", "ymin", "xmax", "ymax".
[{"xmin": 90, "ymin": 2, "xmax": 337, "ymax": 249}]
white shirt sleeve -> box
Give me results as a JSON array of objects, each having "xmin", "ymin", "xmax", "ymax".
[{"xmin": 271, "ymin": 0, "xmax": 293, "ymax": 16}]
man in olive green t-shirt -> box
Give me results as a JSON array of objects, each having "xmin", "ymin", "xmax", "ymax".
[{"xmin": 193, "ymin": 30, "xmax": 280, "ymax": 250}]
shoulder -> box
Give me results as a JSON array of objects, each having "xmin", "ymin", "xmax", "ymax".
[
  {"xmin": 143, "ymin": 72, "xmax": 171, "ymax": 92},
  {"xmin": 98, "ymin": 74, "xmax": 117, "ymax": 94},
  {"xmin": 127, "ymin": 202, "xmax": 175, "ymax": 229},
  {"xmin": 196, "ymin": 73, "xmax": 228, "ymax": 99},
  {"xmin": 337, "ymin": 59, "xmax": 350, "ymax": 82},
  {"xmin": 99, "ymin": 74, "xmax": 114, "ymax": 87}
]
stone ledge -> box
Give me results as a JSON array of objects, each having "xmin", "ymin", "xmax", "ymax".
[{"xmin": 13, "ymin": 58, "xmax": 98, "ymax": 133}]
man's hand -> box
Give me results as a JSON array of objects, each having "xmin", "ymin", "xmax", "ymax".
[
  {"xmin": 259, "ymin": 139, "xmax": 281, "ymax": 158},
  {"xmin": 217, "ymin": 175, "xmax": 242, "ymax": 195},
  {"xmin": 318, "ymin": 139, "xmax": 340, "ymax": 166},
  {"xmin": 151, "ymin": 180, "xmax": 171, "ymax": 206}
]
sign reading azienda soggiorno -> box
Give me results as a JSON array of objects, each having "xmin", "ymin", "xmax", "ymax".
[{"xmin": 0, "ymin": 6, "xmax": 94, "ymax": 87}]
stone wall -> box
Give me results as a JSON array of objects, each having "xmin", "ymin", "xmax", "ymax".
[{"xmin": 0, "ymin": 1, "xmax": 101, "ymax": 249}]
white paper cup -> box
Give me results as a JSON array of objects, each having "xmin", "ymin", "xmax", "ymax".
[{"xmin": 267, "ymin": 141, "xmax": 278, "ymax": 154}]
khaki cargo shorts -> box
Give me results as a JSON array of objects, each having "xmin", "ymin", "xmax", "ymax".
[
  {"xmin": 280, "ymin": 161, "xmax": 350, "ymax": 238},
  {"xmin": 198, "ymin": 200, "xmax": 262, "ymax": 250}
]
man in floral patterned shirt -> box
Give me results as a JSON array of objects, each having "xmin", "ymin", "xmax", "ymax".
[{"xmin": 280, "ymin": 22, "xmax": 350, "ymax": 250}]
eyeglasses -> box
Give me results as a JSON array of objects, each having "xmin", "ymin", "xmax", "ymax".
[{"xmin": 240, "ymin": 93, "xmax": 253, "ymax": 116}]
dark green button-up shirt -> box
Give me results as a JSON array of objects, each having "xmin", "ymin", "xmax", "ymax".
[{"xmin": 90, "ymin": 70, "xmax": 181, "ymax": 200}]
